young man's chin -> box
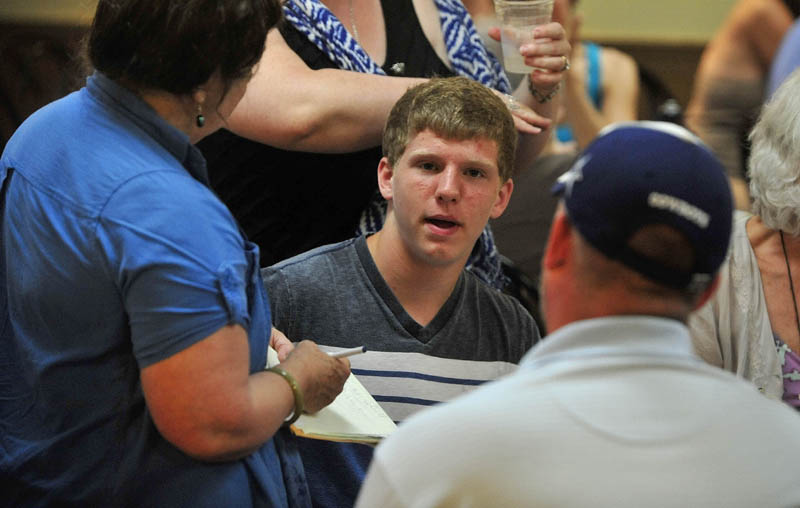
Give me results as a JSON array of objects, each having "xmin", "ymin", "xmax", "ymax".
[{"xmin": 415, "ymin": 242, "xmax": 472, "ymax": 269}]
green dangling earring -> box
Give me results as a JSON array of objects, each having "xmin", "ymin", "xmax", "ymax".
[{"xmin": 196, "ymin": 103, "xmax": 205, "ymax": 128}]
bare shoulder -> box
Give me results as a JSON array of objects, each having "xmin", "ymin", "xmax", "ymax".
[
  {"xmin": 728, "ymin": 0, "xmax": 794, "ymax": 65},
  {"xmin": 600, "ymin": 46, "xmax": 640, "ymax": 90},
  {"xmin": 727, "ymin": 0, "xmax": 791, "ymax": 33},
  {"xmin": 601, "ymin": 47, "xmax": 638, "ymax": 73}
]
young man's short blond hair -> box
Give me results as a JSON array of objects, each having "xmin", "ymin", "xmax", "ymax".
[{"xmin": 382, "ymin": 77, "xmax": 517, "ymax": 182}]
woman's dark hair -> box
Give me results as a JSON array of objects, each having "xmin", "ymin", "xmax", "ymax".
[
  {"xmin": 88, "ymin": 0, "xmax": 281, "ymax": 95},
  {"xmin": 785, "ymin": 0, "xmax": 800, "ymax": 19}
]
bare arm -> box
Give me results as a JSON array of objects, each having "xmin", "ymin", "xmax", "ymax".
[
  {"xmin": 227, "ymin": 28, "xmax": 427, "ymax": 153},
  {"xmin": 460, "ymin": 0, "xmax": 495, "ymax": 18},
  {"xmin": 505, "ymin": 21, "xmax": 571, "ymax": 172},
  {"xmin": 746, "ymin": 0, "xmax": 794, "ymax": 70},
  {"xmin": 566, "ymin": 47, "xmax": 639, "ymax": 150},
  {"xmin": 141, "ymin": 325, "xmax": 350, "ymax": 462},
  {"xmin": 694, "ymin": 0, "xmax": 794, "ymax": 80},
  {"xmin": 232, "ymin": 19, "xmax": 562, "ymax": 166}
]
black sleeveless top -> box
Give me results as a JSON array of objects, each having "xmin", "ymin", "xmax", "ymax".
[{"xmin": 198, "ymin": 0, "xmax": 453, "ymax": 267}]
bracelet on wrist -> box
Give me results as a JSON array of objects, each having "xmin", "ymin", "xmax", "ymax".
[
  {"xmin": 267, "ymin": 366, "xmax": 304, "ymax": 426},
  {"xmin": 527, "ymin": 74, "xmax": 561, "ymax": 104}
]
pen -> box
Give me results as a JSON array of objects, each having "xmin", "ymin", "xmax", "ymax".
[{"xmin": 328, "ymin": 346, "xmax": 367, "ymax": 359}]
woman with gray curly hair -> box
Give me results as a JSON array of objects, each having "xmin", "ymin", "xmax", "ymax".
[{"xmin": 690, "ymin": 67, "xmax": 800, "ymax": 409}]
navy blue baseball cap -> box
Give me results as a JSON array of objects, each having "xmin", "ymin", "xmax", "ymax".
[{"xmin": 551, "ymin": 121, "xmax": 733, "ymax": 292}]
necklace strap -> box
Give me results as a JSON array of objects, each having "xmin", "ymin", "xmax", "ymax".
[
  {"xmin": 779, "ymin": 230, "xmax": 800, "ymax": 341},
  {"xmin": 348, "ymin": 0, "xmax": 360, "ymax": 45}
]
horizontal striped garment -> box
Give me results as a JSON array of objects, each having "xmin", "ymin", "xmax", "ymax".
[
  {"xmin": 343, "ymin": 349, "xmax": 519, "ymax": 422},
  {"xmin": 263, "ymin": 235, "xmax": 539, "ymax": 508}
]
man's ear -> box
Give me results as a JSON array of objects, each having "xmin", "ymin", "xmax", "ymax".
[
  {"xmin": 489, "ymin": 178, "xmax": 514, "ymax": 219},
  {"xmin": 542, "ymin": 206, "xmax": 572, "ymax": 270},
  {"xmin": 377, "ymin": 157, "xmax": 394, "ymax": 201},
  {"xmin": 692, "ymin": 275, "xmax": 721, "ymax": 311}
]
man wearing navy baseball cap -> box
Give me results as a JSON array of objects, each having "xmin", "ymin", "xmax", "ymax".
[
  {"xmin": 355, "ymin": 122, "xmax": 800, "ymax": 508},
  {"xmin": 542, "ymin": 120, "xmax": 734, "ymax": 330}
]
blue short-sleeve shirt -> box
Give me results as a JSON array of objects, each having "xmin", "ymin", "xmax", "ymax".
[{"xmin": 0, "ymin": 73, "xmax": 300, "ymax": 506}]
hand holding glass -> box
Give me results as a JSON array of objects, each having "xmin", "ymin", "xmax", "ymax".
[{"xmin": 493, "ymin": 0, "xmax": 554, "ymax": 74}]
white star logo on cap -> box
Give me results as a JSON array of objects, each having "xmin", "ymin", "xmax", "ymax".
[{"xmin": 557, "ymin": 154, "xmax": 590, "ymax": 197}]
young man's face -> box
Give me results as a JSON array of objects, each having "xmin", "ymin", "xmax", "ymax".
[{"xmin": 378, "ymin": 129, "xmax": 513, "ymax": 268}]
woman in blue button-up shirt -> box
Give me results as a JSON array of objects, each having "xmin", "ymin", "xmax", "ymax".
[{"xmin": 0, "ymin": 1, "xmax": 350, "ymax": 505}]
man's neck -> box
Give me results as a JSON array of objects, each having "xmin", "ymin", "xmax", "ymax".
[
  {"xmin": 546, "ymin": 286, "xmax": 691, "ymax": 335},
  {"xmin": 366, "ymin": 229, "xmax": 465, "ymax": 327}
]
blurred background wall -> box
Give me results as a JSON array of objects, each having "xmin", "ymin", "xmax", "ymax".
[
  {"xmin": 0, "ymin": 0, "xmax": 738, "ymax": 149},
  {"xmin": 580, "ymin": 0, "xmax": 737, "ymax": 43},
  {"xmin": 0, "ymin": 0, "xmax": 739, "ymax": 38},
  {"xmin": 579, "ymin": 0, "xmax": 738, "ymax": 118}
]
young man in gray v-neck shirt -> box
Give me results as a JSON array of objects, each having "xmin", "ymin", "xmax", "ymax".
[{"xmin": 262, "ymin": 77, "xmax": 541, "ymax": 508}]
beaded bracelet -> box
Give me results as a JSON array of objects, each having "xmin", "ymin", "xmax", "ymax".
[
  {"xmin": 527, "ymin": 74, "xmax": 561, "ymax": 104},
  {"xmin": 267, "ymin": 366, "xmax": 304, "ymax": 426}
]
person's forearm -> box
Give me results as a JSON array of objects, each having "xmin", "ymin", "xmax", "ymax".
[
  {"xmin": 180, "ymin": 370, "xmax": 297, "ymax": 462},
  {"xmin": 566, "ymin": 51, "xmax": 639, "ymax": 150},
  {"xmin": 142, "ymin": 326, "xmax": 342, "ymax": 462},
  {"xmin": 511, "ymin": 79, "xmax": 558, "ymax": 172},
  {"xmin": 222, "ymin": 27, "xmax": 428, "ymax": 154},
  {"xmin": 513, "ymin": 126, "xmax": 553, "ymax": 173},
  {"xmin": 184, "ymin": 356, "xmax": 343, "ymax": 462},
  {"xmin": 230, "ymin": 69, "xmax": 426, "ymax": 154},
  {"xmin": 563, "ymin": 81, "xmax": 607, "ymax": 150}
]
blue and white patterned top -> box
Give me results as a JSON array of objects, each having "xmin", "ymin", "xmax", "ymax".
[{"xmin": 283, "ymin": 0, "xmax": 513, "ymax": 288}]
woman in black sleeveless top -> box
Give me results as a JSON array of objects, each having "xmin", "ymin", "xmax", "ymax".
[{"xmin": 199, "ymin": 0, "xmax": 569, "ymax": 277}]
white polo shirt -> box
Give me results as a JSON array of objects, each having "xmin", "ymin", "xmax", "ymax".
[{"xmin": 356, "ymin": 316, "xmax": 800, "ymax": 508}]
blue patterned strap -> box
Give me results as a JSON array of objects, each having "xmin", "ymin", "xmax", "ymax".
[
  {"xmin": 433, "ymin": 0, "xmax": 511, "ymax": 92},
  {"xmin": 282, "ymin": 0, "xmax": 510, "ymax": 92},
  {"xmin": 283, "ymin": 0, "xmax": 385, "ymax": 74}
]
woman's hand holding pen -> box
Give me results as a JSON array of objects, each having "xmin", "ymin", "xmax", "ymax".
[{"xmin": 278, "ymin": 340, "xmax": 351, "ymax": 414}]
